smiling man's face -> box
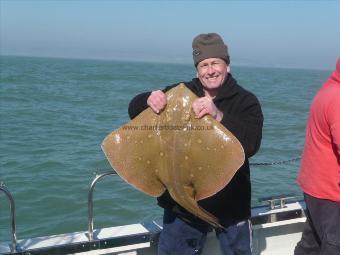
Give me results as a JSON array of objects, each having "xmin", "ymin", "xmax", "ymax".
[{"xmin": 197, "ymin": 58, "xmax": 229, "ymax": 96}]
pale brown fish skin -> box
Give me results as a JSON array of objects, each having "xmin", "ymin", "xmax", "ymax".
[{"xmin": 102, "ymin": 83, "xmax": 245, "ymax": 228}]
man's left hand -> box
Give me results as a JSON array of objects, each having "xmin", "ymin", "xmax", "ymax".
[{"xmin": 192, "ymin": 97, "xmax": 223, "ymax": 122}]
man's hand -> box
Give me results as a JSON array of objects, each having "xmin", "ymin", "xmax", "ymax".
[
  {"xmin": 147, "ymin": 90, "xmax": 167, "ymax": 114},
  {"xmin": 192, "ymin": 97, "xmax": 223, "ymax": 122}
]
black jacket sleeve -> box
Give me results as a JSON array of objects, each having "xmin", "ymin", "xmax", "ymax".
[
  {"xmin": 220, "ymin": 93, "xmax": 263, "ymax": 158},
  {"xmin": 128, "ymin": 92, "xmax": 151, "ymax": 119}
]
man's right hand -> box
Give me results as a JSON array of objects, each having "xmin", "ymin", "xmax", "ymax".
[{"xmin": 147, "ymin": 90, "xmax": 167, "ymax": 114}]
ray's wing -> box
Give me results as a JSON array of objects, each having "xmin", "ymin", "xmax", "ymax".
[
  {"xmin": 101, "ymin": 109, "xmax": 166, "ymax": 197},
  {"xmin": 183, "ymin": 115, "xmax": 245, "ymax": 201}
]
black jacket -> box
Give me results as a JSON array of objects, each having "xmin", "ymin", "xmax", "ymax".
[{"xmin": 128, "ymin": 74, "xmax": 263, "ymax": 226}]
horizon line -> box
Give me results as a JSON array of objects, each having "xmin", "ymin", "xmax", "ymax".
[{"xmin": 0, "ymin": 53, "xmax": 333, "ymax": 72}]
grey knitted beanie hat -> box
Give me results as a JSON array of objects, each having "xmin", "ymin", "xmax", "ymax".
[{"xmin": 192, "ymin": 33, "xmax": 230, "ymax": 66}]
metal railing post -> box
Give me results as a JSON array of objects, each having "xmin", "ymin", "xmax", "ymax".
[
  {"xmin": 0, "ymin": 183, "xmax": 18, "ymax": 252},
  {"xmin": 87, "ymin": 171, "xmax": 116, "ymax": 241}
]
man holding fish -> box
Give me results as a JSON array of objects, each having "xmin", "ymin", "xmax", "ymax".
[{"xmin": 128, "ymin": 33, "xmax": 263, "ymax": 255}]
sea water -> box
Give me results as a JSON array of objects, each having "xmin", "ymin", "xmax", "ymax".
[{"xmin": 0, "ymin": 55, "xmax": 331, "ymax": 241}]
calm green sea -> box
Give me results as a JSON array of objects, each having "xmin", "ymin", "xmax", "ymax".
[{"xmin": 0, "ymin": 55, "xmax": 331, "ymax": 242}]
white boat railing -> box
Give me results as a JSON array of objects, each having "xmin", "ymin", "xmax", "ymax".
[
  {"xmin": 87, "ymin": 171, "xmax": 117, "ymax": 241},
  {"xmin": 0, "ymin": 173, "xmax": 306, "ymax": 255},
  {"xmin": 258, "ymin": 193, "xmax": 297, "ymax": 210},
  {"xmin": 0, "ymin": 174, "xmax": 159, "ymax": 255},
  {"xmin": 0, "ymin": 183, "xmax": 17, "ymax": 253}
]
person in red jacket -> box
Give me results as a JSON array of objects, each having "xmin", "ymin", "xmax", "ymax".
[{"xmin": 295, "ymin": 58, "xmax": 340, "ymax": 255}]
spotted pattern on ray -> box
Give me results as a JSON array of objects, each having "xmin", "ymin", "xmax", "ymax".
[{"xmin": 102, "ymin": 83, "xmax": 245, "ymax": 228}]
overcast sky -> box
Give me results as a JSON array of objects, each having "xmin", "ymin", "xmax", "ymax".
[{"xmin": 1, "ymin": 0, "xmax": 339, "ymax": 70}]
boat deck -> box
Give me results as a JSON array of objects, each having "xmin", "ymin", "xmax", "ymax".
[{"xmin": 0, "ymin": 200, "xmax": 306, "ymax": 255}]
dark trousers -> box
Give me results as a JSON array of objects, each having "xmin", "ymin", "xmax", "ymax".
[
  {"xmin": 294, "ymin": 193, "xmax": 340, "ymax": 255},
  {"xmin": 157, "ymin": 209, "xmax": 252, "ymax": 255}
]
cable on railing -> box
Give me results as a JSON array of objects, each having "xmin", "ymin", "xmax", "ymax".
[{"xmin": 250, "ymin": 156, "xmax": 301, "ymax": 166}]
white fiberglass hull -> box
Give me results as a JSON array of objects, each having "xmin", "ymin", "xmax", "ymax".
[{"xmin": 0, "ymin": 200, "xmax": 305, "ymax": 255}]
